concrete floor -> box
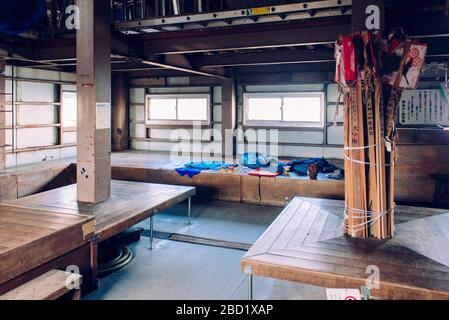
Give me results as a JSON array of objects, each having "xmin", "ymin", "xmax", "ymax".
[{"xmin": 85, "ymin": 199, "xmax": 326, "ymax": 300}]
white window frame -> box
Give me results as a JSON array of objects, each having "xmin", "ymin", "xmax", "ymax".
[
  {"xmin": 243, "ymin": 92, "xmax": 325, "ymax": 128},
  {"xmin": 145, "ymin": 93, "xmax": 211, "ymax": 126}
]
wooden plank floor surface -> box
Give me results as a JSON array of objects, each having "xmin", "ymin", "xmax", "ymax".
[
  {"xmin": 5, "ymin": 180, "xmax": 196, "ymax": 241},
  {"xmin": 241, "ymin": 197, "xmax": 449, "ymax": 300},
  {"xmin": 0, "ymin": 270, "xmax": 82, "ymax": 300}
]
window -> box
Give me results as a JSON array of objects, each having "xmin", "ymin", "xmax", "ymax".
[
  {"xmin": 243, "ymin": 92, "xmax": 324, "ymax": 128},
  {"xmin": 62, "ymin": 91, "xmax": 77, "ymax": 128},
  {"xmin": 146, "ymin": 94, "xmax": 210, "ymax": 126}
]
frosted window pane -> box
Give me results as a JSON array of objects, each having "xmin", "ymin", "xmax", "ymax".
[
  {"xmin": 283, "ymin": 97, "xmax": 321, "ymax": 122},
  {"xmin": 178, "ymin": 98, "xmax": 208, "ymax": 121},
  {"xmin": 248, "ymin": 98, "xmax": 282, "ymax": 121},
  {"xmin": 62, "ymin": 92, "xmax": 77, "ymax": 127},
  {"xmin": 149, "ymin": 98, "xmax": 177, "ymax": 120}
]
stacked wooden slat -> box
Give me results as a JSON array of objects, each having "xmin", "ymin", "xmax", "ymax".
[{"xmin": 337, "ymin": 30, "xmax": 425, "ymax": 239}]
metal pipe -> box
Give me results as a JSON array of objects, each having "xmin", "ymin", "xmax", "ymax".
[
  {"xmin": 0, "ymin": 56, "xmax": 61, "ymax": 68},
  {"xmin": 111, "ymin": 54, "xmax": 229, "ymax": 79},
  {"xmin": 141, "ymin": 0, "xmax": 145, "ymax": 18},
  {"xmin": 149, "ymin": 215, "xmax": 154, "ymax": 250},
  {"xmin": 248, "ymin": 275, "xmax": 253, "ymax": 300},
  {"xmin": 3, "ymin": 76, "xmax": 75, "ymax": 85},
  {"xmin": 162, "ymin": 0, "xmax": 166, "ymax": 16},
  {"xmin": 411, "ymin": 33, "xmax": 449, "ymax": 39},
  {"xmin": 172, "ymin": 0, "xmax": 180, "ymax": 15},
  {"xmin": 11, "ymin": 60, "xmax": 15, "ymax": 154},
  {"xmin": 187, "ymin": 197, "xmax": 191, "ymax": 225}
]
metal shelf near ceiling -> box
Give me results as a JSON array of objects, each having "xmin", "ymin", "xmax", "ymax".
[{"xmin": 114, "ymin": 0, "xmax": 352, "ymax": 35}]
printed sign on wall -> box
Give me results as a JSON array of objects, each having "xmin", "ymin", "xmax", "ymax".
[
  {"xmin": 96, "ymin": 102, "xmax": 111, "ymax": 130},
  {"xmin": 399, "ymin": 89, "xmax": 448, "ymax": 125}
]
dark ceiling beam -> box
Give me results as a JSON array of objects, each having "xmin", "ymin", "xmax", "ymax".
[
  {"xmin": 33, "ymin": 37, "xmax": 76, "ymax": 61},
  {"xmin": 5, "ymin": 32, "xmax": 217, "ymax": 77},
  {"xmin": 126, "ymin": 69, "xmax": 192, "ymax": 78},
  {"xmin": 163, "ymin": 54, "xmax": 193, "ymax": 70},
  {"xmin": 239, "ymin": 71, "xmax": 335, "ymax": 85},
  {"xmin": 390, "ymin": 15, "xmax": 449, "ymax": 37},
  {"xmin": 195, "ymin": 50, "xmax": 335, "ymax": 68},
  {"xmin": 32, "ymin": 31, "xmax": 144, "ymax": 61},
  {"xmin": 0, "ymin": 37, "xmax": 35, "ymax": 60},
  {"xmin": 233, "ymin": 61, "xmax": 336, "ymax": 75},
  {"xmin": 142, "ymin": 19, "xmax": 352, "ymax": 55},
  {"xmin": 8, "ymin": 59, "xmax": 133, "ymax": 69}
]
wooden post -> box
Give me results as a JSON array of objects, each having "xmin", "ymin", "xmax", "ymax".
[
  {"xmin": 112, "ymin": 73, "xmax": 129, "ymax": 151},
  {"xmin": 89, "ymin": 242, "xmax": 99, "ymax": 291},
  {"xmin": 76, "ymin": 0, "xmax": 112, "ymax": 203},
  {"xmin": 0, "ymin": 58, "xmax": 5, "ymax": 171},
  {"xmin": 221, "ymin": 74, "xmax": 236, "ymax": 161}
]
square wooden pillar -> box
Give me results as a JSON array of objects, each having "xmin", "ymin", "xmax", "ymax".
[
  {"xmin": 112, "ymin": 73, "xmax": 129, "ymax": 151},
  {"xmin": 221, "ymin": 75, "xmax": 236, "ymax": 161},
  {"xmin": 76, "ymin": 0, "xmax": 112, "ymax": 203},
  {"xmin": 0, "ymin": 59, "xmax": 5, "ymax": 171}
]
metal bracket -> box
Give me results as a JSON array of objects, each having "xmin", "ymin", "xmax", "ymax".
[
  {"xmin": 243, "ymin": 266, "xmax": 253, "ymax": 275},
  {"xmin": 361, "ymin": 286, "xmax": 372, "ymax": 300}
]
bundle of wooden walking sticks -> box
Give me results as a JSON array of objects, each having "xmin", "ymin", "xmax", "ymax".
[{"xmin": 335, "ymin": 30, "xmax": 427, "ymax": 239}]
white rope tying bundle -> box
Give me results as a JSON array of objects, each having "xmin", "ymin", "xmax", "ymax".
[
  {"xmin": 344, "ymin": 144, "xmax": 379, "ymax": 151},
  {"xmin": 343, "ymin": 153, "xmax": 396, "ymax": 167},
  {"xmin": 343, "ymin": 202, "xmax": 396, "ymax": 233}
]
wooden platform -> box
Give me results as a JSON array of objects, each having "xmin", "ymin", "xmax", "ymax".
[
  {"xmin": 111, "ymin": 151, "xmax": 345, "ymax": 206},
  {"xmin": 5, "ymin": 180, "xmax": 196, "ymax": 241},
  {"xmin": 2, "ymin": 150, "xmax": 442, "ymax": 206},
  {"xmin": 0, "ymin": 205, "xmax": 94, "ymax": 286},
  {"xmin": 241, "ymin": 197, "xmax": 449, "ymax": 300}
]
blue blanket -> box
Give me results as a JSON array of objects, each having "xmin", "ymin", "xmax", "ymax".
[
  {"xmin": 175, "ymin": 167, "xmax": 203, "ymax": 178},
  {"xmin": 184, "ymin": 161, "xmax": 232, "ymax": 171},
  {"xmin": 288, "ymin": 158, "xmax": 339, "ymax": 176},
  {"xmin": 176, "ymin": 161, "xmax": 235, "ymax": 178}
]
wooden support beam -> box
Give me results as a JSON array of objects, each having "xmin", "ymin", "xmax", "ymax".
[
  {"xmin": 221, "ymin": 73, "xmax": 236, "ymax": 160},
  {"xmin": 0, "ymin": 58, "xmax": 5, "ymax": 171},
  {"xmin": 111, "ymin": 53, "xmax": 227, "ymax": 79},
  {"xmin": 112, "ymin": 73, "xmax": 130, "ymax": 151},
  {"xmin": 76, "ymin": 0, "xmax": 112, "ymax": 203},
  {"xmin": 142, "ymin": 22, "xmax": 351, "ymax": 55},
  {"xmin": 164, "ymin": 54, "xmax": 193, "ymax": 70},
  {"xmin": 195, "ymin": 50, "xmax": 335, "ymax": 68}
]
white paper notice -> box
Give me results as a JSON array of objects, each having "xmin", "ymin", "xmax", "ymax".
[
  {"xmin": 96, "ymin": 103, "xmax": 111, "ymax": 129},
  {"xmin": 326, "ymin": 289, "xmax": 361, "ymax": 300}
]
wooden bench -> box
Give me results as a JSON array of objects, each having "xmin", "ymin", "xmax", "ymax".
[{"xmin": 0, "ymin": 270, "xmax": 82, "ymax": 300}]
